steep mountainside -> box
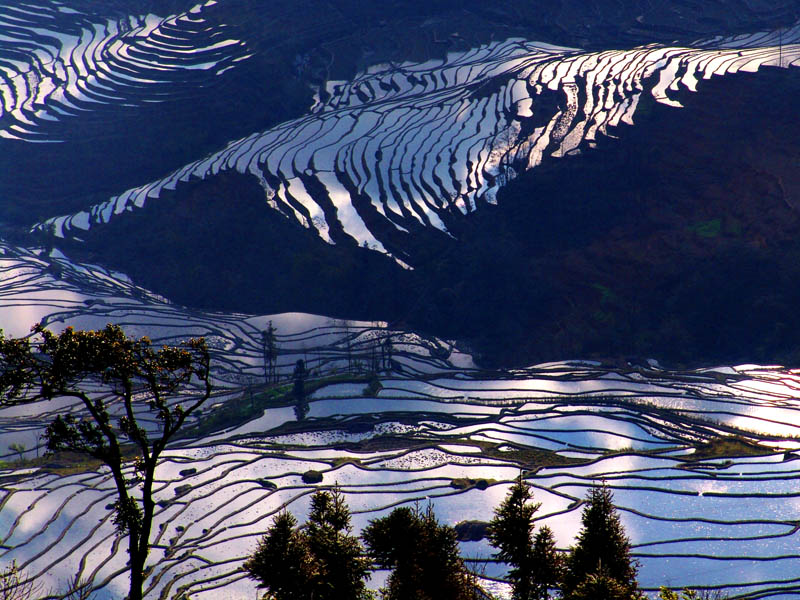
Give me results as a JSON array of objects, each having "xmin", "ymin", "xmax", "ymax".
[
  {"xmin": 3, "ymin": 0, "xmax": 800, "ymax": 367},
  {"xmin": 48, "ymin": 66, "xmax": 800, "ymax": 367},
  {"xmin": 2, "ymin": 0, "xmax": 798, "ymax": 217}
]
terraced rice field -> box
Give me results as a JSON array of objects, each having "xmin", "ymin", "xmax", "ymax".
[
  {"xmin": 36, "ymin": 22, "xmax": 800, "ymax": 264},
  {"xmin": 0, "ymin": 0, "xmax": 251, "ymax": 143},
  {"xmin": 2, "ymin": 242, "xmax": 800, "ymax": 598},
  {"xmin": 4, "ymin": 5, "xmax": 800, "ymax": 597}
]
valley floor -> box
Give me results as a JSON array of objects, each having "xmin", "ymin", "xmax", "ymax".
[{"xmin": 2, "ymin": 242, "xmax": 800, "ymax": 598}]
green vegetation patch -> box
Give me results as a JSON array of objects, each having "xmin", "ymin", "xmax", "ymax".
[
  {"xmin": 330, "ymin": 457, "xmax": 362, "ymax": 468},
  {"xmin": 592, "ymin": 283, "xmax": 618, "ymax": 305},
  {"xmin": 302, "ymin": 470, "xmax": 324, "ymax": 484},
  {"xmin": 362, "ymin": 375, "xmax": 383, "ymax": 397},
  {"xmin": 342, "ymin": 434, "xmax": 432, "ymax": 453},
  {"xmin": 28, "ymin": 448, "xmax": 140, "ymax": 476},
  {"xmin": 454, "ymin": 520, "xmax": 489, "ymax": 542},
  {"xmin": 689, "ymin": 435, "xmax": 773, "ymax": 461},
  {"xmin": 183, "ymin": 383, "xmax": 291, "ymax": 438},
  {"xmin": 181, "ymin": 373, "xmax": 376, "ymax": 439},
  {"xmin": 449, "ymin": 477, "xmax": 495, "ymax": 490},
  {"xmin": 480, "ymin": 443, "xmax": 586, "ymax": 470},
  {"xmin": 601, "ymin": 446, "xmax": 635, "ymax": 455},
  {"xmin": 687, "ymin": 218, "xmax": 722, "ymax": 238}
]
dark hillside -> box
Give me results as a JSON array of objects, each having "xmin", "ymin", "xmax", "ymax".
[
  {"xmin": 60, "ymin": 68, "xmax": 800, "ymax": 367},
  {"xmin": 3, "ymin": 0, "xmax": 797, "ymax": 221}
]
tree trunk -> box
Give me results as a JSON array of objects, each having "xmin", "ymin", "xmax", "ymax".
[
  {"xmin": 128, "ymin": 530, "xmax": 145, "ymax": 600},
  {"xmin": 128, "ymin": 463, "xmax": 157, "ymax": 600}
]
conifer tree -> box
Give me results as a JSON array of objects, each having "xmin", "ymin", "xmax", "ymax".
[
  {"xmin": 306, "ymin": 488, "xmax": 372, "ymax": 600},
  {"xmin": 569, "ymin": 568, "xmax": 631, "ymax": 600},
  {"xmin": 243, "ymin": 511, "xmax": 315, "ymax": 600},
  {"xmin": 293, "ymin": 359, "xmax": 307, "ymax": 401},
  {"xmin": 530, "ymin": 526, "xmax": 563, "ymax": 600},
  {"xmin": 488, "ymin": 476, "xmax": 563, "ymax": 600},
  {"xmin": 263, "ymin": 321, "xmax": 278, "ymax": 384},
  {"xmin": 292, "ymin": 359, "xmax": 309, "ymax": 420},
  {"xmin": 363, "ymin": 504, "xmax": 480, "ymax": 600},
  {"xmin": 487, "ymin": 475, "xmax": 540, "ymax": 599},
  {"xmin": 381, "ymin": 336, "xmax": 393, "ymax": 371},
  {"xmin": 561, "ymin": 483, "xmax": 640, "ymax": 600},
  {"xmin": 244, "ymin": 489, "xmax": 371, "ymax": 600}
]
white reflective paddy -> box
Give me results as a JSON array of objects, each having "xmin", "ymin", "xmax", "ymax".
[
  {"xmin": 36, "ymin": 23, "xmax": 800, "ymax": 270},
  {"xmin": 4, "ymin": 271, "xmax": 800, "ymax": 599},
  {"xmin": 0, "ymin": 0, "xmax": 251, "ymax": 142}
]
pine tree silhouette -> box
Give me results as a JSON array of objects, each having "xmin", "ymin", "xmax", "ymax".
[{"xmin": 561, "ymin": 483, "xmax": 640, "ymax": 600}]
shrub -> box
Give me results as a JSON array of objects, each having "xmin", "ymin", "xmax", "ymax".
[{"xmin": 302, "ymin": 470, "xmax": 324, "ymax": 484}]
